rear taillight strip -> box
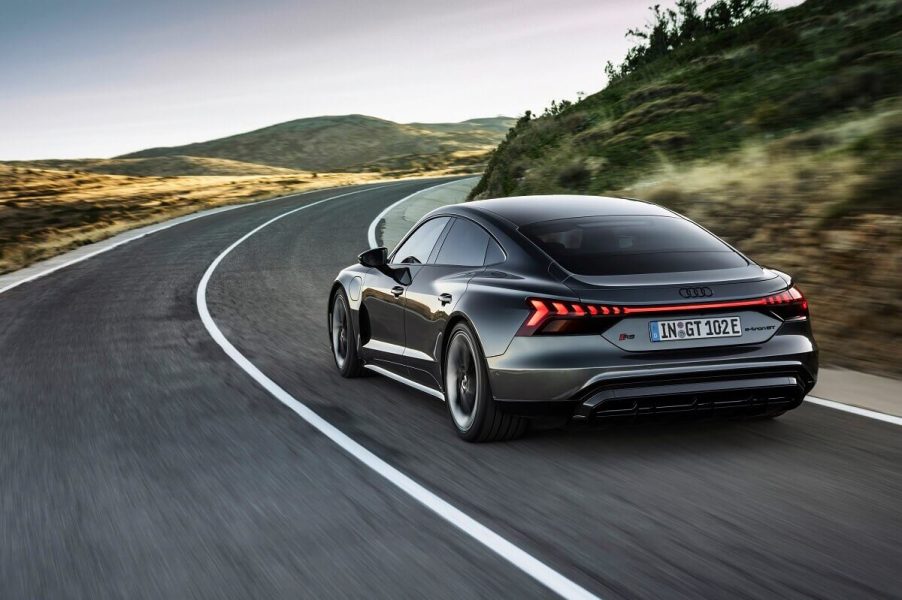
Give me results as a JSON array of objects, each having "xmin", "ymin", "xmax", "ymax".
[
  {"xmin": 521, "ymin": 287, "xmax": 807, "ymax": 335},
  {"xmin": 621, "ymin": 290, "xmax": 806, "ymax": 314}
]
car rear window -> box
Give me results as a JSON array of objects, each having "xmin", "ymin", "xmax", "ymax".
[{"xmin": 519, "ymin": 216, "xmax": 747, "ymax": 276}]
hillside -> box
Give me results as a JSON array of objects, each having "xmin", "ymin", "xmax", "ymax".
[
  {"xmin": 471, "ymin": 0, "xmax": 902, "ymax": 376},
  {"xmin": 120, "ymin": 114, "xmax": 515, "ymax": 174},
  {"xmin": 3, "ymin": 156, "xmax": 303, "ymax": 177}
]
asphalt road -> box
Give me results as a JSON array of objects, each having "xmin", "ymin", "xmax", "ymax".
[{"xmin": 1, "ymin": 179, "xmax": 900, "ymax": 599}]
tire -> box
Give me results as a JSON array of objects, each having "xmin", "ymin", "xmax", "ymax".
[
  {"xmin": 329, "ymin": 289, "xmax": 365, "ymax": 378},
  {"xmin": 444, "ymin": 322, "xmax": 527, "ymax": 442}
]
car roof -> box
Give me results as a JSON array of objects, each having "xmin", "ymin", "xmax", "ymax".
[{"xmin": 459, "ymin": 195, "xmax": 673, "ymax": 226}]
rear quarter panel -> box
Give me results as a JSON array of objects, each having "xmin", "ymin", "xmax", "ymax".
[{"xmin": 456, "ymin": 267, "xmax": 575, "ymax": 357}]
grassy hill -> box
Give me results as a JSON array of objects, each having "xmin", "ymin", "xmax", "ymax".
[
  {"xmin": 471, "ymin": 0, "xmax": 901, "ymax": 376},
  {"xmin": 120, "ymin": 114, "xmax": 515, "ymax": 174},
  {"xmin": 2, "ymin": 156, "xmax": 303, "ymax": 177}
]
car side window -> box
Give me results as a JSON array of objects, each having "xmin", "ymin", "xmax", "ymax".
[
  {"xmin": 484, "ymin": 238, "xmax": 505, "ymax": 265},
  {"xmin": 434, "ymin": 218, "xmax": 490, "ymax": 267},
  {"xmin": 391, "ymin": 217, "xmax": 450, "ymax": 265}
]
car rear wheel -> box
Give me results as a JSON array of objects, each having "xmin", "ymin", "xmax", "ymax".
[
  {"xmin": 444, "ymin": 322, "xmax": 527, "ymax": 442},
  {"xmin": 330, "ymin": 289, "xmax": 364, "ymax": 378}
]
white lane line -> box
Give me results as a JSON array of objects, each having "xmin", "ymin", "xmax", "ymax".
[
  {"xmin": 366, "ymin": 177, "xmax": 466, "ymax": 249},
  {"xmin": 806, "ymin": 396, "xmax": 902, "ymax": 426},
  {"xmin": 0, "ymin": 185, "xmax": 363, "ymax": 297},
  {"xmin": 196, "ymin": 187, "xmax": 601, "ymax": 600}
]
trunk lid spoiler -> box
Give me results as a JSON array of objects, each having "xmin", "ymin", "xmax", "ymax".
[{"xmin": 561, "ymin": 265, "xmax": 788, "ymax": 305}]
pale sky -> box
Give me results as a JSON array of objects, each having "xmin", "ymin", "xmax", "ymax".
[{"xmin": 0, "ymin": 0, "xmax": 802, "ymax": 159}]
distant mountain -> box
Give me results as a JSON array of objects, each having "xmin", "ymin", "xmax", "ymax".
[
  {"xmin": 119, "ymin": 114, "xmax": 515, "ymax": 173},
  {"xmin": 5, "ymin": 156, "xmax": 302, "ymax": 177}
]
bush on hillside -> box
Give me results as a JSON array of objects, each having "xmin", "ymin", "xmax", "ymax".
[
  {"xmin": 644, "ymin": 130, "xmax": 692, "ymax": 150},
  {"xmin": 557, "ymin": 161, "xmax": 592, "ymax": 189},
  {"xmin": 612, "ymin": 91, "xmax": 715, "ymax": 133},
  {"xmin": 825, "ymin": 163, "xmax": 902, "ymax": 220},
  {"xmin": 605, "ymin": 0, "xmax": 773, "ymax": 82},
  {"xmin": 625, "ymin": 83, "xmax": 689, "ymax": 107}
]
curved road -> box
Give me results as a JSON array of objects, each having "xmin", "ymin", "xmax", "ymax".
[{"xmin": 1, "ymin": 180, "xmax": 900, "ymax": 599}]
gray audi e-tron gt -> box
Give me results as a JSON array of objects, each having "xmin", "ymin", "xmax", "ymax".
[{"xmin": 328, "ymin": 195, "xmax": 817, "ymax": 442}]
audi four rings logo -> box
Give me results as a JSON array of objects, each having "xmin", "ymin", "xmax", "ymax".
[{"xmin": 679, "ymin": 286, "xmax": 714, "ymax": 298}]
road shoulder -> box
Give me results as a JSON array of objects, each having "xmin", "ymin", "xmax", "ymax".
[{"xmin": 812, "ymin": 368, "xmax": 901, "ymax": 418}]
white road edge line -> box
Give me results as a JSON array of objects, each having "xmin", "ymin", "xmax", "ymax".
[
  {"xmin": 366, "ymin": 177, "xmax": 467, "ymax": 249},
  {"xmin": 196, "ymin": 185, "xmax": 602, "ymax": 600},
  {"xmin": 805, "ymin": 395, "xmax": 902, "ymax": 426},
  {"xmin": 0, "ymin": 182, "xmax": 395, "ymax": 297}
]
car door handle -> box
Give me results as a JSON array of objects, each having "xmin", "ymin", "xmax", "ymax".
[
  {"xmin": 438, "ymin": 293, "xmax": 453, "ymax": 305},
  {"xmin": 391, "ymin": 286, "xmax": 404, "ymax": 298}
]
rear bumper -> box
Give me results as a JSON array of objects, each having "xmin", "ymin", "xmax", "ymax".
[
  {"xmin": 486, "ymin": 328, "xmax": 817, "ymax": 416},
  {"xmin": 571, "ymin": 370, "xmax": 808, "ymax": 421}
]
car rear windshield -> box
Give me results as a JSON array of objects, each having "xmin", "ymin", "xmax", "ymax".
[{"xmin": 519, "ymin": 215, "xmax": 747, "ymax": 276}]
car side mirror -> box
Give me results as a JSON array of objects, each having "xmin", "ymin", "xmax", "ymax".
[{"xmin": 358, "ymin": 247, "xmax": 387, "ymax": 268}]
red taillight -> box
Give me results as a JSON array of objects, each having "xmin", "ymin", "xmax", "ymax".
[
  {"xmin": 518, "ymin": 298, "xmax": 622, "ymax": 336},
  {"xmin": 525, "ymin": 299, "xmax": 550, "ymax": 327},
  {"xmin": 519, "ymin": 287, "xmax": 808, "ymax": 336},
  {"xmin": 765, "ymin": 286, "xmax": 809, "ymax": 320}
]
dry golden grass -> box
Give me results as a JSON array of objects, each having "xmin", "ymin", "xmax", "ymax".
[
  {"xmin": 0, "ymin": 165, "xmax": 461, "ymax": 274},
  {"xmin": 623, "ymin": 115, "xmax": 902, "ymax": 376},
  {"xmin": 5, "ymin": 156, "xmax": 307, "ymax": 177}
]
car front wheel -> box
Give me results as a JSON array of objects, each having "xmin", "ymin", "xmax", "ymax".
[{"xmin": 330, "ymin": 289, "xmax": 364, "ymax": 378}]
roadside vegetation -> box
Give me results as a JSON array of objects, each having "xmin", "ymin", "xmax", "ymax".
[
  {"xmin": 471, "ymin": 0, "xmax": 902, "ymax": 376},
  {"xmin": 0, "ymin": 166, "xmax": 380, "ymax": 274}
]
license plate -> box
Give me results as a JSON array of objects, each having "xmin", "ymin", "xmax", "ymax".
[{"xmin": 650, "ymin": 316, "xmax": 742, "ymax": 342}]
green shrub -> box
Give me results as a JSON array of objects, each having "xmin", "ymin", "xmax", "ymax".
[
  {"xmin": 605, "ymin": 0, "xmax": 774, "ymax": 81},
  {"xmin": 574, "ymin": 126, "xmax": 611, "ymax": 147},
  {"xmin": 826, "ymin": 163, "xmax": 902, "ymax": 219},
  {"xmin": 557, "ymin": 161, "xmax": 591, "ymax": 189},
  {"xmin": 758, "ymin": 24, "xmax": 799, "ymax": 48},
  {"xmin": 560, "ymin": 112, "xmax": 594, "ymax": 133},
  {"xmin": 644, "ymin": 130, "xmax": 692, "ymax": 150},
  {"xmin": 612, "ymin": 91, "xmax": 715, "ymax": 133},
  {"xmin": 625, "ymin": 83, "xmax": 689, "ymax": 107},
  {"xmin": 644, "ymin": 185, "xmax": 689, "ymax": 212},
  {"xmin": 749, "ymin": 100, "xmax": 784, "ymax": 129},
  {"xmin": 774, "ymin": 131, "xmax": 837, "ymax": 154},
  {"xmin": 836, "ymin": 45, "xmax": 872, "ymax": 65}
]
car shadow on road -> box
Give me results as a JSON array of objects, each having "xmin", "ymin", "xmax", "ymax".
[{"xmin": 525, "ymin": 414, "xmax": 794, "ymax": 453}]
